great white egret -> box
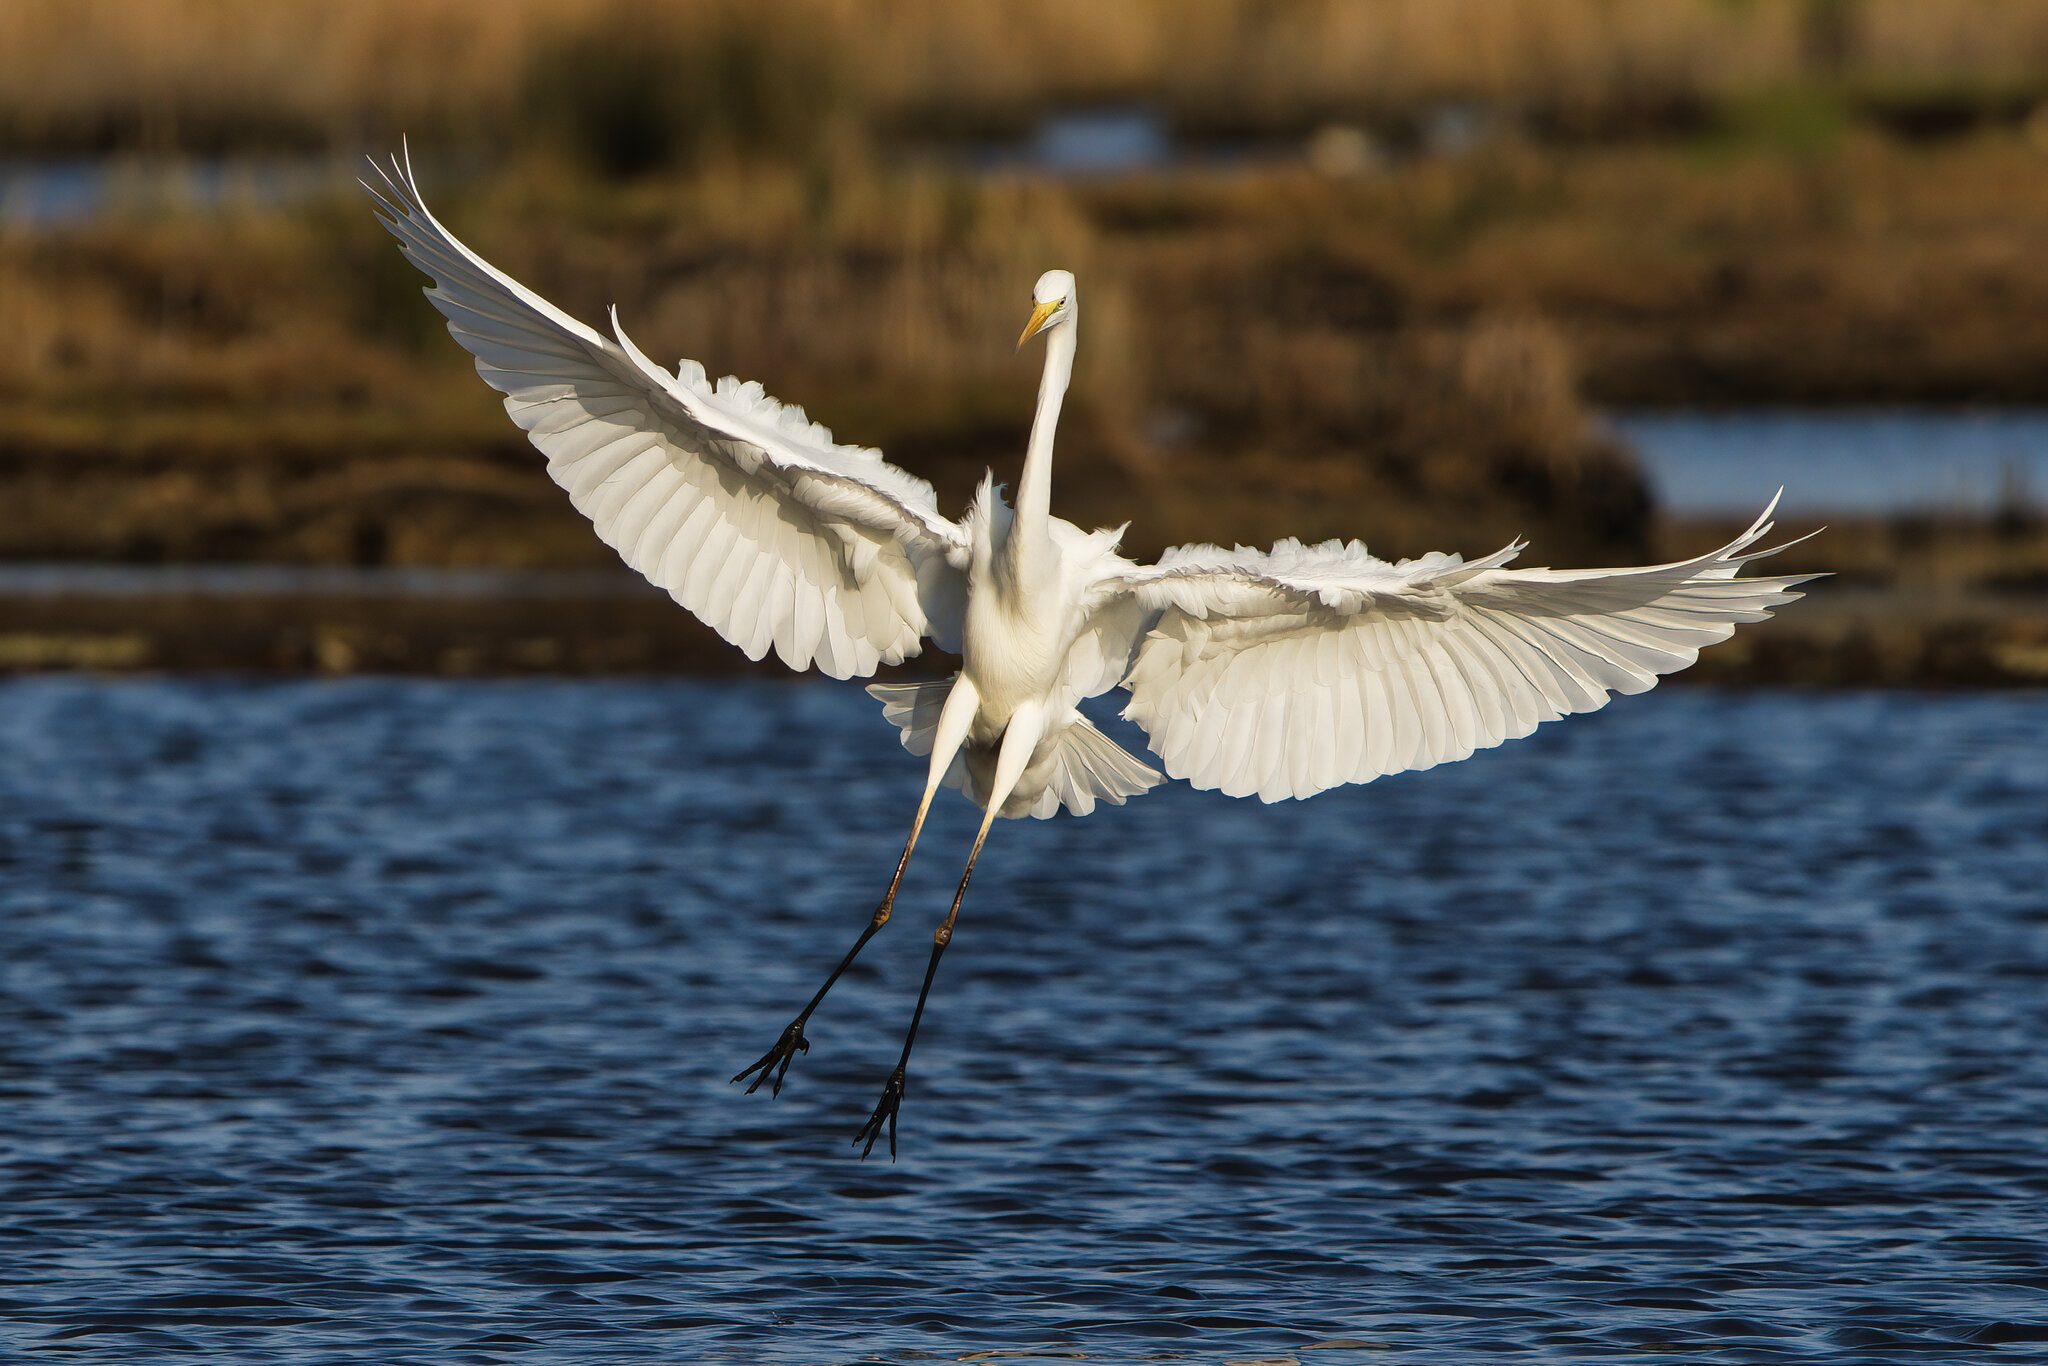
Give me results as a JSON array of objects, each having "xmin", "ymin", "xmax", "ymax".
[{"xmin": 365, "ymin": 151, "xmax": 1816, "ymax": 1157}]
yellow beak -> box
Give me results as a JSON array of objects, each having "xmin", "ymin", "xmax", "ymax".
[{"xmin": 1016, "ymin": 299, "xmax": 1062, "ymax": 350}]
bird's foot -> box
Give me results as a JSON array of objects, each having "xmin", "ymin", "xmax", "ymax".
[
  {"xmin": 732, "ymin": 1019, "xmax": 810, "ymax": 1097},
  {"xmin": 853, "ymin": 1067, "xmax": 905, "ymax": 1160}
]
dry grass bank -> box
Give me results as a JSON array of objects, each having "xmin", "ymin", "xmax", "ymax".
[
  {"xmin": 8, "ymin": 0, "xmax": 2048, "ymax": 157},
  {"xmin": 11, "ymin": 124, "xmax": 2048, "ymax": 567},
  {"xmin": 0, "ymin": 148, "xmax": 1659, "ymax": 574}
]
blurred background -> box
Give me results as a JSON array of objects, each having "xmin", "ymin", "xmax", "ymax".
[{"xmin": 4, "ymin": 0, "xmax": 2048, "ymax": 683}]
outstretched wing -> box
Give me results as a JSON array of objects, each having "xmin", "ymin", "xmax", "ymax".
[
  {"xmin": 364, "ymin": 150, "xmax": 967, "ymax": 679},
  {"xmin": 1087, "ymin": 496, "xmax": 1818, "ymax": 802}
]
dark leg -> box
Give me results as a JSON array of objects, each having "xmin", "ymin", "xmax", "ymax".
[
  {"xmin": 854, "ymin": 813, "xmax": 994, "ymax": 1159},
  {"xmin": 732, "ymin": 793, "xmax": 932, "ymax": 1096}
]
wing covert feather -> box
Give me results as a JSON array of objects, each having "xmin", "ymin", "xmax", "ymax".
[{"xmin": 1087, "ymin": 496, "xmax": 1817, "ymax": 800}]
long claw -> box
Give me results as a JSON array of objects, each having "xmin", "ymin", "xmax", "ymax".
[
  {"xmin": 854, "ymin": 1069, "xmax": 904, "ymax": 1160},
  {"xmin": 732, "ymin": 1019, "xmax": 809, "ymax": 1097}
]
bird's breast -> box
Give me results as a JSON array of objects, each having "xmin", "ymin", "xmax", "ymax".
[{"xmin": 960, "ymin": 582, "xmax": 1067, "ymax": 739}]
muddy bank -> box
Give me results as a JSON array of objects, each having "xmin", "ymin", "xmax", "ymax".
[
  {"xmin": 2, "ymin": 599, "xmax": 2037, "ymax": 688},
  {"xmin": 3, "ymin": 556, "xmax": 2040, "ymax": 688}
]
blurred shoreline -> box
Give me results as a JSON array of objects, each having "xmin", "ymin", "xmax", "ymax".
[
  {"xmin": 4, "ymin": 2, "xmax": 2047, "ymax": 685},
  {"xmin": 0, "ymin": 506, "xmax": 2041, "ymax": 687}
]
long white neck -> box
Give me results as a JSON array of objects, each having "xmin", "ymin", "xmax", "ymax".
[{"xmin": 1010, "ymin": 319, "xmax": 1074, "ymax": 572}]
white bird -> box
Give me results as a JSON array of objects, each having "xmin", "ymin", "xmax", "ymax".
[{"xmin": 365, "ymin": 151, "xmax": 1817, "ymax": 1157}]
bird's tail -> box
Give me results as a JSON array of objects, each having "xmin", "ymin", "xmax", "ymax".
[
  {"xmin": 999, "ymin": 711, "xmax": 1163, "ymax": 819},
  {"xmin": 867, "ymin": 677, "xmax": 957, "ymax": 758}
]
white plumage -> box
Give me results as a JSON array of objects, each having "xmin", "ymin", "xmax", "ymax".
[
  {"xmin": 1106, "ymin": 500, "xmax": 1808, "ymax": 800},
  {"xmin": 366, "ymin": 149, "xmax": 1818, "ymax": 1152}
]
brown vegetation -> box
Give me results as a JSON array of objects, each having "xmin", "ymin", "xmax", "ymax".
[
  {"xmin": 9, "ymin": 1, "xmax": 2048, "ymax": 154},
  {"xmin": 12, "ymin": 125, "xmax": 2048, "ymax": 572},
  {"xmin": 0, "ymin": 149, "xmax": 1663, "ymax": 573},
  {"xmin": 3, "ymin": 2, "xmax": 2045, "ymax": 682}
]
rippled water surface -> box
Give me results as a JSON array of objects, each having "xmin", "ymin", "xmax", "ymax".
[{"xmin": 4, "ymin": 679, "xmax": 2047, "ymax": 1363}]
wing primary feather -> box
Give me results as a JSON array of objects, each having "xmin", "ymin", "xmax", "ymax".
[{"xmin": 365, "ymin": 150, "xmax": 965, "ymax": 682}]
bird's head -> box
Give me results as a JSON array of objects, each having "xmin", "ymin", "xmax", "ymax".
[{"xmin": 1017, "ymin": 269, "xmax": 1077, "ymax": 350}]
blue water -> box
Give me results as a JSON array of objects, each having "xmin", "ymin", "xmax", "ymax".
[
  {"xmin": 4, "ymin": 679, "xmax": 2047, "ymax": 1362},
  {"xmin": 1025, "ymin": 109, "xmax": 1174, "ymax": 175},
  {"xmin": 964, "ymin": 108, "xmax": 1277, "ymax": 178},
  {"xmin": 1617, "ymin": 409, "xmax": 2048, "ymax": 516},
  {"xmin": 0, "ymin": 157, "xmax": 344, "ymax": 228}
]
